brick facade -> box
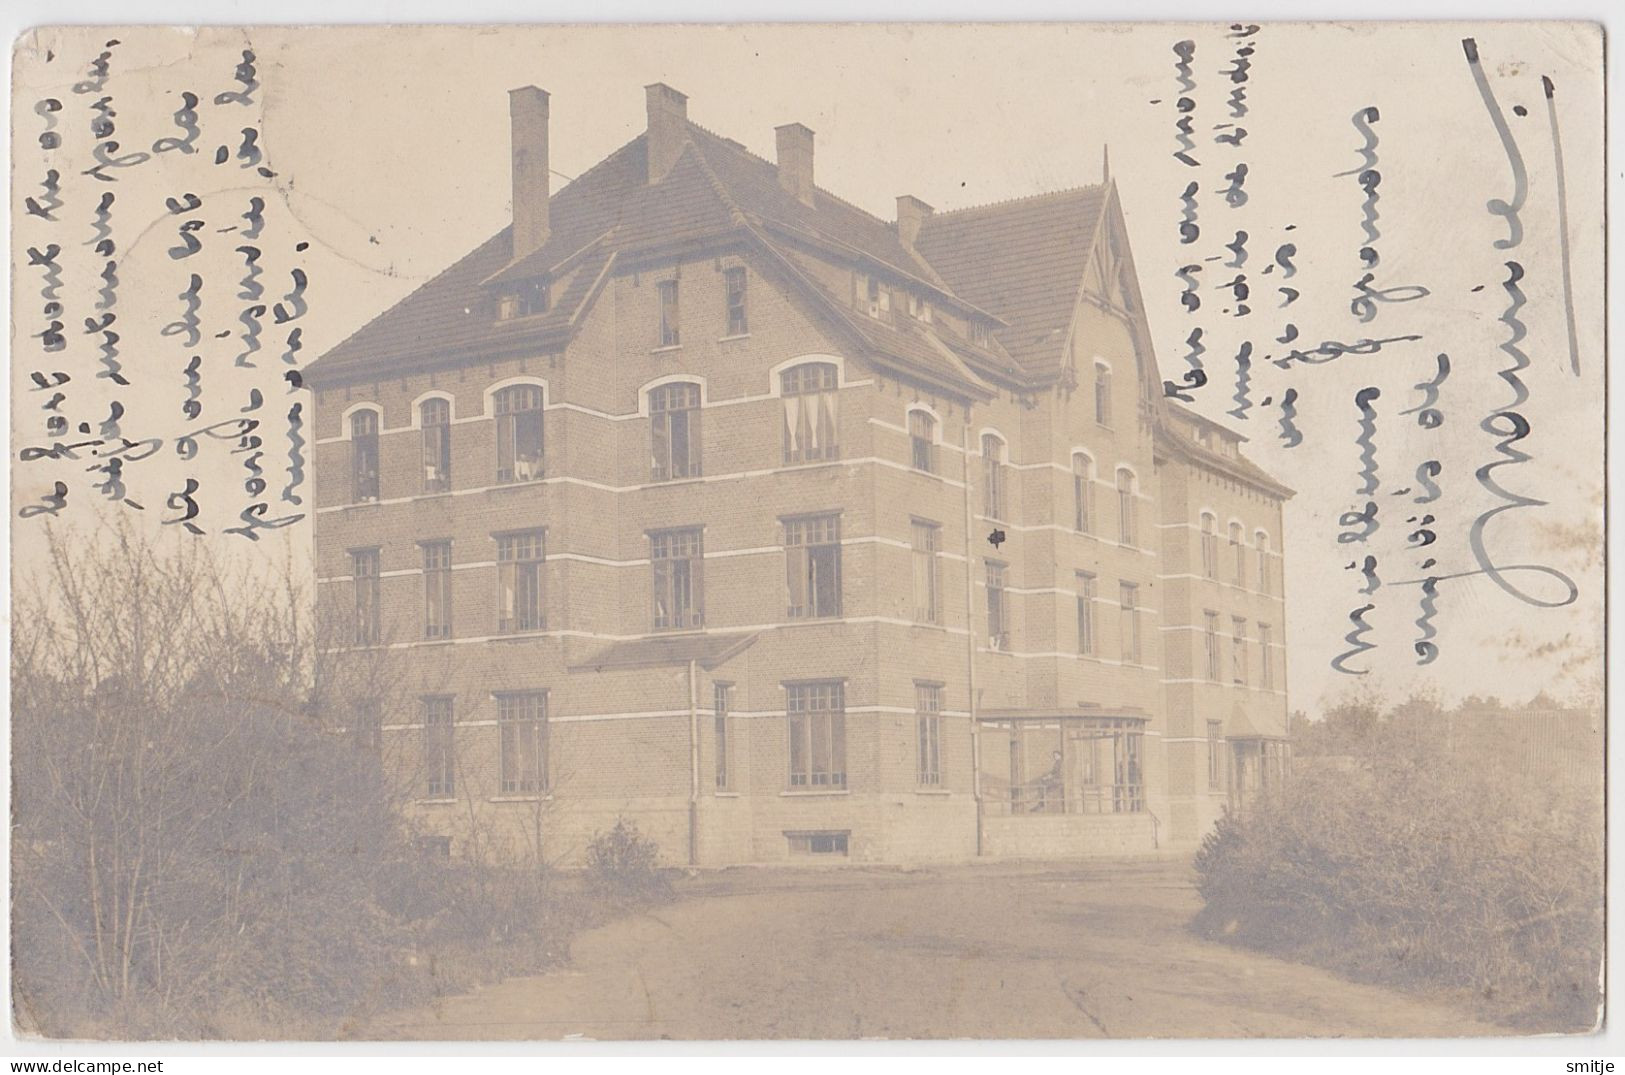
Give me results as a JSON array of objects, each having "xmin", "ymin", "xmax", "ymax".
[{"xmin": 307, "ymin": 83, "xmax": 1291, "ymax": 866}]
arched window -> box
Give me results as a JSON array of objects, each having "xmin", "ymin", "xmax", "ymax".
[
  {"xmin": 494, "ymin": 384, "xmax": 544, "ymax": 482},
  {"xmin": 782, "ymin": 362, "xmax": 839, "ymax": 463},
  {"xmin": 350, "ymin": 409, "xmax": 379, "ymax": 503},
  {"xmin": 1229, "ymin": 521, "xmax": 1246, "ymax": 587},
  {"xmin": 1200, "ymin": 512, "xmax": 1218, "ymax": 578},
  {"xmin": 982, "ymin": 434, "xmax": 1008, "ymax": 521},
  {"xmin": 909, "ymin": 410, "xmax": 936, "ymax": 473},
  {"xmin": 1256, "ymin": 530, "xmax": 1272, "ymax": 595},
  {"xmin": 1094, "ymin": 363, "xmax": 1113, "ymax": 426},
  {"xmin": 1072, "ymin": 453, "xmax": 1094, "ymax": 533},
  {"xmin": 420, "ymin": 398, "xmax": 451, "ymax": 493},
  {"xmin": 1116, "ymin": 467, "xmax": 1137, "ymax": 546},
  {"xmin": 650, "ymin": 382, "xmax": 701, "ymax": 480}
]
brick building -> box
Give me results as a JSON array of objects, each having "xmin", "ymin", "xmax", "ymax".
[{"xmin": 305, "ymin": 83, "xmax": 1293, "ymax": 865}]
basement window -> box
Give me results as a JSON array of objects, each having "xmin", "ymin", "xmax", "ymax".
[{"xmin": 787, "ymin": 831, "xmax": 849, "ymax": 856}]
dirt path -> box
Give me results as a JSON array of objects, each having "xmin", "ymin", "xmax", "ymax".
[{"xmin": 368, "ymin": 859, "xmax": 1506, "ymax": 1040}]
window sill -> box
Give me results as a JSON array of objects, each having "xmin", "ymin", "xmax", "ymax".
[
  {"xmin": 415, "ymin": 797, "xmax": 458, "ymax": 806},
  {"xmin": 780, "ymin": 789, "xmax": 850, "ymax": 797},
  {"xmin": 651, "ymin": 344, "xmax": 683, "ymax": 355},
  {"xmin": 914, "ymin": 787, "xmax": 951, "ymax": 796},
  {"xmin": 714, "ymin": 790, "xmax": 742, "ymax": 798},
  {"xmin": 717, "ymin": 333, "xmax": 751, "ymax": 343},
  {"xmin": 495, "ymin": 629, "xmax": 549, "ymax": 640},
  {"xmin": 489, "ymin": 794, "xmax": 552, "ymax": 803}
]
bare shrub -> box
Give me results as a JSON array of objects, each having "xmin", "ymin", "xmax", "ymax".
[
  {"xmin": 1193, "ymin": 696, "xmax": 1603, "ymax": 1032},
  {"xmin": 585, "ymin": 818, "xmax": 674, "ymax": 906}
]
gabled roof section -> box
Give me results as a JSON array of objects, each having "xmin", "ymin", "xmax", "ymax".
[{"xmin": 913, "ymin": 185, "xmax": 1109, "ymax": 379}]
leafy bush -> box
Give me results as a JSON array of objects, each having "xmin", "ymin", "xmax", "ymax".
[
  {"xmin": 585, "ymin": 818, "xmax": 673, "ymax": 905},
  {"xmin": 1193, "ymin": 700, "xmax": 1603, "ymax": 1032}
]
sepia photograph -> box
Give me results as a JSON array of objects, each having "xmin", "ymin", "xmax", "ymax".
[{"xmin": 5, "ymin": 16, "xmax": 1609, "ymax": 1056}]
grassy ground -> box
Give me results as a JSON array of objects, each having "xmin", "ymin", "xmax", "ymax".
[{"xmin": 365, "ymin": 858, "xmax": 1509, "ymax": 1041}]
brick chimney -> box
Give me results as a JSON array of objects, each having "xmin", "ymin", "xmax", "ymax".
[
  {"xmin": 775, "ymin": 122, "xmax": 816, "ymax": 206},
  {"xmin": 645, "ymin": 83, "xmax": 689, "ymax": 184},
  {"xmin": 896, "ymin": 195, "xmax": 933, "ymax": 247},
  {"xmin": 508, "ymin": 86, "xmax": 551, "ymax": 261}
]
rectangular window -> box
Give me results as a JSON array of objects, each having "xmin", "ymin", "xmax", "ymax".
[
  {"xmin": 518, "ymin": 277, "xmax": 550, "ymax": 317},
  {"xmin": 1259, "ymin": 623, "xmax": 1275, "ymax": 689},
  {"xmin": 863, "ymin": 275, "xmax": 890, "ymax": 319},
  {"xmin": 1094, "ymin": 364, "xmax": 1113, "ymax": 426},
  {"xmin": 497, "ymin": 530, "xmax": 545, "ymax": 633},
  {"xmin": 1204, "ymin": 610, "xmax": 1221, "ymax": 681},
  {"xmin": 911, "ymin": 520, "xmax": 941, "ymax": 625},
  {"xmin": 422, "ymin": 541, "xmax": 452, "ymax": 640},
  {"xmin": 782, "ymin": 363, "xmax": 839, "ymax": 463},
  {"xmin": 1073, "ymin": 457, "xmax": 1093, "ymax": 533},
  {"xmin": 787, "ymin": 681, "xmax": 846, "ymax": 789},
  {"xmin": 1068, "ymin": 717, "xmax": 1146, "ymax": 814},
  {"xmin": 1233, "ymin": 617, "xmax": 1248, "ymax": 685},
  {"xmin": 421, "ymin": 399, "xmax": 451, "ymax": 493},
  {"xmin": 969, "ymin": 319, "xmax": 989, "ymax": 346},
  {"xmin": 1117, "ymin": 473, "xmax": 1137, "ymax": 546},
  {"xmin": 1258, "ymin": 538, "xmax": 1272, "ymax": 596},
  {"xmin": 1076, "ymin": 571, "xmax": 1097, "ymax": 656},
  {"xmin": 1207, "ymin": 719, "xmax": 1224, "ymax": 790},
  {"xmin": 986, "ymin": 560, "xmax": 1009, "ymax": 651},
  {"xmin": 351, "ymin": 699, "xmax": 382, "ymax": 755},
  {"xmin": 352, "ymin": 548, "xmax": 380, "ymax": 645},
  {"xmin": 497, "ymin": 691, "xmax": 548, "ymax": 795},
  {"xmin": 724, "ymin": 267, "xmax": 748, "ymax": 336},
  {"xmin": 982, "ymin": 436, "xmax": 1007, "ymax": 520},
  {"xmin": 650, "ymin": 382, "xmax": 701, "ymax": 480},
  {"xmin": 916, "ymin": 683, "xmax": 942, "ymax": 786},
  {"xmin": 423, "ymin": 696, "xmax": 455, "ymax": 798},
  {"xmin": 1201, "ymin": 517, "xmax": 1218, "ymax": 579},
  {"xmin": 909, "ymin": 410, "xmax": 935, "ymax": 473},
  {"xmin": 494, "ymin": 385, "xmax": 544, "ymax": 482},
  {"xmin": 785, "ymin": 514, "xmax": 841, "ymax": 619},
  {"xmin": 1119, "ymin": 581, "xmax": 1141, "ymax": 664},
  {"xmin": 657, "ymin": 279, "xmax": 680, "ymax": 347},
  {"xmin": 651, "ymin": 527, "xmax": 704, "ymax": 630},
  {"xmin": 714, "ymin": 682, "xmax": 733, "ymax": 791},
  {"xmin": 351, "ymin": 411, "xmax": 379, "ymax": 502},
  {"xmin": 1231, "ymin": 524, "xmax": 1247, "ymax": 588},
  {"xmin": 787, "ymin": 831, "xmax": 850, "ymax": 855}
]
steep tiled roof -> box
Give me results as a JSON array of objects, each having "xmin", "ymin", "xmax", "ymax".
[
  {"xmin": 309, "ymin": 116, "xmax": 1097, "ymax": 391},
  {"xmin": 913, "ymin": 186, "xmax": 1109, "ymax": 379}
]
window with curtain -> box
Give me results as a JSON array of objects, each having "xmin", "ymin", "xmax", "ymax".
[
  {"xmin": 782, "ymin": 363, "xmax": 839, "ymax": 463},
  {"xmin": 422, "ymin": 541, "xmax": 452, "ymax": 640},
  {"xmin": 650, "ymin": 382, "xmax": 701, "ymax": 480},
  {"xmin": 651, "ymin": 527, "xmax": 704, "ymax": 630},
  {"xmin": 787, "ymin": 681, "xmax": 845, "ymax": 789},
  {"xmin": 497, "ymin": 530, "xmax": 545, "ymax": 632},
  {"xmin": 497, "ymin": 691, "xmax": 548, "ymax": 795},
  {"xmin": 724, "ymin": 267, "xmax": 748, "ymax": 336},
  {"xmin": 785, "ymin": 514, "xmax": 841, "ymax": 619},
  {"xmin": 420, "ymin": 398, "xmax": 451, "ymax": 493},
  {"xmin": 493, "ymin": 384, "xmax": 543, "ymax": 482}
]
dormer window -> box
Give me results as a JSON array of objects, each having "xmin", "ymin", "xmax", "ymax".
[
  {"xmin": 499, "ymin": 278, "xmax": 550, "ymax": 321},
  {"xmin": 863, "ymin": 275, "xmax": 891, "ymax": 320},
  {"xmin": 906, "ymin": 293, "xmax": 932, "ymax": 323},
  {"xmin": 969, "ymin": 319, "xmax": 990, "ymax": 347}
]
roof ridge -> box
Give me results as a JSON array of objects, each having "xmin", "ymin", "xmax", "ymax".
[{"xmin": 930, "ymin": 182, "xmax": 1108, "ymax": 220}]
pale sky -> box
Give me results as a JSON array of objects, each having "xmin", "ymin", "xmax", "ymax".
[{"xmin": 11, "ymin": 23, "xmax": 1605, "ymax": 712}]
